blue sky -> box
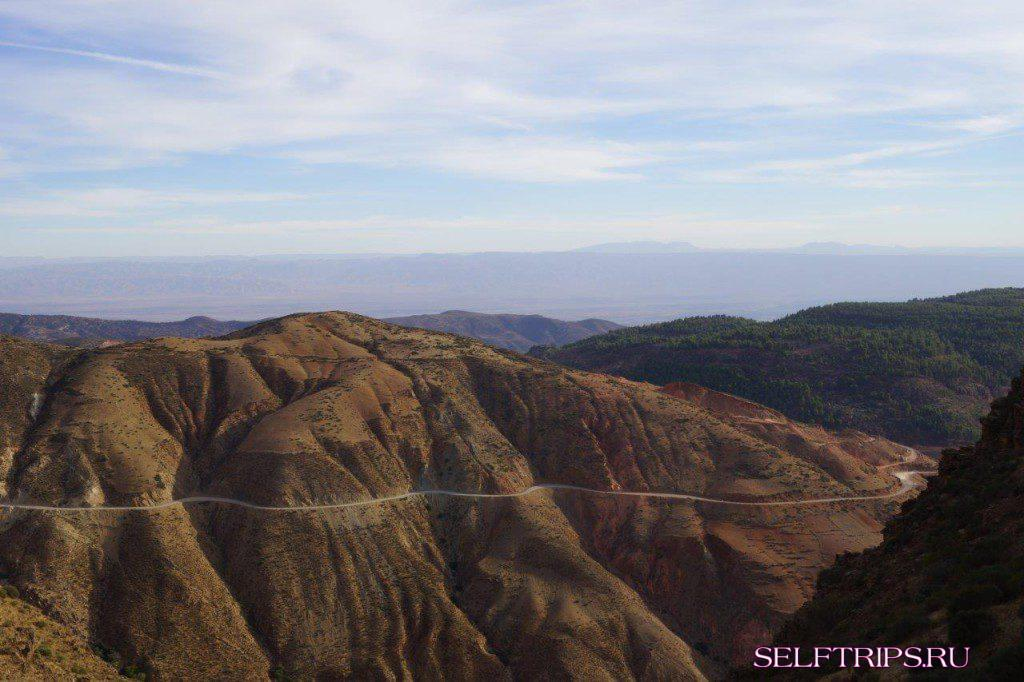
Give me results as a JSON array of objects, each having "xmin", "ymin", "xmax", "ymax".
[{"xmin": 1, "ymin": 1, "xmax": 1022, "ymax": 256}]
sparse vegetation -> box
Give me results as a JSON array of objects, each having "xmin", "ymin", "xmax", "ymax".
[{"xmin": 0, "ymin": 589, "xmax": 119, "ymax": 679}]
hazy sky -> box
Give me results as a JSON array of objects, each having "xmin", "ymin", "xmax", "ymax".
[{"xmin": 1, "ymin": 1, "xmax": 1022, "ymax": 256}]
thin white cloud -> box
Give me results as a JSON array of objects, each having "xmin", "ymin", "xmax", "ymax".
[
  {"xmin": 694, "ymin": 166, "xmax": 1022, "ymax": 190},
  {"xmin": 946, "ymin": 114, "xmax": 1023, "ymax": 135},
  {"xmin": 686, "ymin": 132, "xmax": 1023, "ymax": 187},
  {"xmin": 433, "ymin": 137, "xmax": 659, "ymax": 182},
  {"xmin": 0, "ymin": 40, "xmax": 226, "ymax": 79},
  {"xmin": 290, "ymin": 135, "xmax": 660, "ymax": 182},
  {"xmin": 747, "ymin": 138, "xmax": 981, "ymax": 173}
]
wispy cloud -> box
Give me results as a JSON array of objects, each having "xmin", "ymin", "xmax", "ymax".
[
  {"xmin": 1, "ymin": 1, "xmax": 1023, "ymax": 255},
  {"xmin": 1, "ymin": 1, "xmax": 1022, "ymax": 183},
  {"xmin": 946, "ymin": 114, "xmax": 1024, "ymax": 135},
  {"xmin": 290, "ymin": 135, "xmax": 662, "ymax": 182},
  {"xmin": 0, "ymin": 40, "xmax": 226, "ymax": 79},
  {"xmin": 686, "ymin": 133, "xmax": 1023, "ymax": 187}
]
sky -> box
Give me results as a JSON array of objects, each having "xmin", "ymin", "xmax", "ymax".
[{"xmin": 1, "ymin": 1, "xmax": 1022, "ymax": 256}]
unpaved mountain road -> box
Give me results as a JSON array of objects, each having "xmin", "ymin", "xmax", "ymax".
[{"xmin": 0, "ymin": 455, "xmax": 934, "ymax": 514}]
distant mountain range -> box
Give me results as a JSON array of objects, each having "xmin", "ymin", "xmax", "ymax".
[
  {"xmin": 0, "ymin": 312, "xmax": 249, "ymax": 346},
  {"xmin": 535, "ymin": 288, "xmax": 1024, "ymax": 448},
  {"xmin": 572, "ymin": 240, "xmax": 1024, "ymax": 255},
  {"xmin": 0, "ymin": 310, "xmax": 617, "ymax": 352},
  {"xmin": 383, "ymin": 310, "xmax": 621, "ymax": 351},
  {"xmin": 5, "ymin": 250, "xmax": 1024, "ymax": 323},
  {"xmin": 575, "ymin": 240, "xmax": 899, "ymax": 254}
]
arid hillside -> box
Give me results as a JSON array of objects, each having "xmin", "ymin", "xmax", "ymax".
[
  {"xmin": 771, "ymin": 368, "xmax": 1024, "ymax": 679},
  {"xmin": 0, "ymin": 314, "xmax": 924, "ymax": 680}
]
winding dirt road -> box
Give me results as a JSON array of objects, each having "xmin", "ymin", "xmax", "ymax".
[{"xmin": 0, "ymin": 455, "xmax": 934, "ymax": 514}]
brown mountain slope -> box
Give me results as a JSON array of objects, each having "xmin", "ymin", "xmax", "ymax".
[
  {"xmin": 0, "ymin": 313, "xmax": 921, "ymax": 680},
  {"xmin": 384, "ymin": 310, "xmax": 622, "ymax": 352},
  {"xmin": 771, "ymin": 369, "xmax": 1024, "ymax": 679}
]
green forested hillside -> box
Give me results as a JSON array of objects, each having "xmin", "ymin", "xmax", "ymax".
[{"xmin": 535, "ymin": 289, "xmax": 1024, "ymax": 446}]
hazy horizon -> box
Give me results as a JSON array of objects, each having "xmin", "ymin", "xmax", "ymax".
[
  {"xmin": 4, "ymin": 251, "xmax": 1024, "ymax": 324},
  {"xmin": 5, "ymin": 240, "xmax": 1024, "ymax": 261}
]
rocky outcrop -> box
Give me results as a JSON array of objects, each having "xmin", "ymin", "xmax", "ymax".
[{"xmin": 0, "ymin": 314, "xmax": 921, "ymax": 680}]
